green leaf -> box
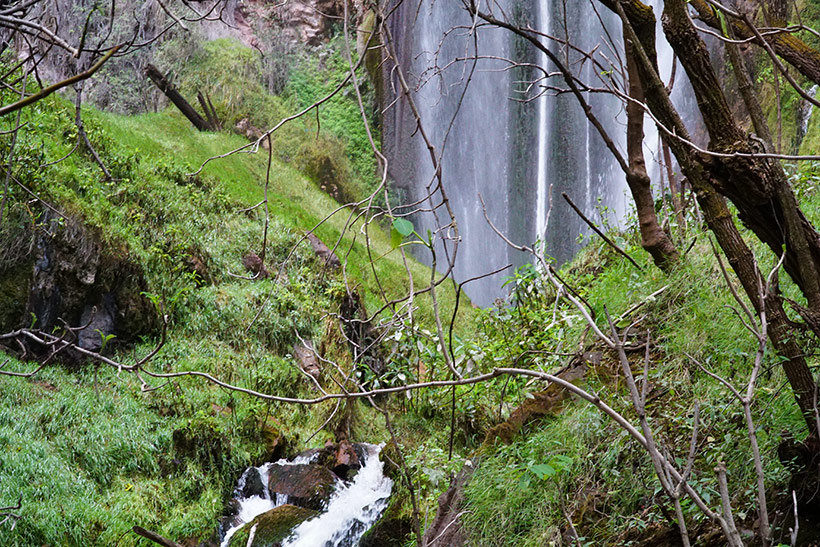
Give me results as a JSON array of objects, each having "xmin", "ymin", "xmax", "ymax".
[
  {"xmin": 716, "ymin": 9, "xmax": 729, "ymax": 37},
  {"xmin": 392, "ymin": 217, "xmax": 415, "ymax": 237},
  {"xmin": 529, "ymin": 463, "xmax": 556, "ymax": 479},
  {"xmin": 391, "ymin": 227, "xmax": 403, "ymax": 249}
]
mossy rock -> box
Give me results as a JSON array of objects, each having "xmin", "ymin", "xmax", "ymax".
[
  {"xmin": 0, "ymin": 264, "xmax": 29, "ymax": 331},
  {"xmin": 359, "ymin": 493, "xmax": 412, "ymax": 547},
  {"xmin": 228, "ymin": 504, "xmax": 317, "ymax": 547},
  {"xmin": 379, "ymin": 440, "xmax": 402, "ymax": 481},
  {"xmin": 267, "ymin": 463, "xmax": 337, "ymax": 510}
]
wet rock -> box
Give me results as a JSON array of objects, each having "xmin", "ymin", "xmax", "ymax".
[
  {"xmin": 227, "ymin": 504, "xmax": 317, "ymax": 547},
  {"xmin": 292, "ymin": 340, "xmax": 320, "ymax": 380},
  {"xmin": 268, "ymin": 463, "xmax": 337, "ymax": 510},
  {"xmin": 0, "ymin": 210, "xmax": 156, "ymax": 357},
  {"xmin": 295, "ymin": 447, "xmax": 320, "ymax": 462},
  {"xmin": 241, "ymin": 468, "xmax": 266, "ymax": 499},
  {"xmin": 331, "ymin": 439, "xmax": 361, "ymax": 480},
  {"xmin": 242, "ymin": 253, "xmax": 269, "ymax": 279},
  {"xmin": 77, "ymin": 294, "xmax": 116, "ymax": 352},
  {"xmin": 220, "ymin": 498, "xmax": 242, "ymax": 534},
  {"xmin": 305, "ymin": 233, "xmax": 340, "ymax": 269},
  {"xmin": 360, "ymin": 503, "xmax": 412, "ymax": 547}
]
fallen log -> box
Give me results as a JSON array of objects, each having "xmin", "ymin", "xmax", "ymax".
[
  {"xmin": 132, "ymin": 525, "xmax": 184, "ymax": 547},
  {"xmin": 144, "ymin": 64, "xmax": 212, "ymax": 131}
]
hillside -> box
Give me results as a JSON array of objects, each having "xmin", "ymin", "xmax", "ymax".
[{"xmin": 3, "ymin": 2, "xmax": 820, "ymax": 547}]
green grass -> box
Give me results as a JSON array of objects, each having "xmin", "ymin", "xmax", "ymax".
[
  {"xmin": 0, "ymin": 54, "xmax": 473, "ymax": 545},
  {"xmin": 459, "ymin": 210, "xmax": 813, "ymax": 545},
  {"xmin": 8, "ymin": 29, "xmax": 820, "ymax": 547}
]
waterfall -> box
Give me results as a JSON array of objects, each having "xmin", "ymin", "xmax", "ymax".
[
  {"xmin": 385, "ymin": 1, "xmax": 705, "ymax": 305},
  {"xmin": 282, "ymin": 445, "xmax": 393, "ymax": 546},
  {"xmin": 386, "ymin": 0, "xmax": 520, "ymax": 306},
  {"xmin": 534, "ymin": 0, "xmax": 626, "ymax": 263},
  {"xmin": 799, "ymin": 84, "xmax": 819, "ymax": 145},
  {"xmin": 534, "ymin": 0, "xmax": 552, "ymax": 251},
  {"xmin": 386, "ymin": 1, "xmax": 628, "ymax": 305}
]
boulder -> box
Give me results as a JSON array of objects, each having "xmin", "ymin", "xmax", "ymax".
[
  {"xmin": 1, "ymin": 210, "xmax": 157, "ymax": 358},
  {"xmin": 241, "ymin": 467, "xmax": 266, "ymax": 499},
  {"xmin": 77, "ymin": 294, "xmax": 116, "ymax": 352},
  {"xmin": 227, "ymin": 504, "xmax": 317, "ymax": 547},
  {"xmin": 292, "ymin": 340, "xmax": 320, "ymax": 380},
  {"xmin": 242, "ymin": 253, "xmax": 269, "ymax": 279},
  {"xmin": 267, "ymin": 463, "xmax": 337, "ymax": 510},
  {"xmin": 305, "ymin": 233, "xmax": 340, "ymax": 269},
  {"xmin": 331, "ymin": 439, "xmax": 361, "ymax": 480}
]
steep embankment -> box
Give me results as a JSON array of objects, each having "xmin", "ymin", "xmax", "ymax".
[{"xmin": 0, "ymin": 62, "xmax": 457, "ymax": 544}]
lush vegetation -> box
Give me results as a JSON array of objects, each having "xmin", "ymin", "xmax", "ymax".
[
  {"xmin": 0, "ymin": 43, "xmax": 457, "ymax": 544},
  {"xmin": 3, "ymin": 12, "xmax": 820, "ymax": 547}
]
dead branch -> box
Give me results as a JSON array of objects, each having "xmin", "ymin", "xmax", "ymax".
[
  {"xmin": 132, "ymin": 526, "xmax": 183, "ymax": 547},
  {"xmin": 0, "ymin": 45, "xmax": 120, "ymax": 117},
  {"xmin": 144, "ymin": 64, "xmax": 211, "ymax": 131},
  {"xmin": 562, "ymin": 192, "xmax": 643, "ymax": 270}
]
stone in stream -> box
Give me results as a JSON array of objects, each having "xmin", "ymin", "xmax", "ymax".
[
  {"xmin": 227, "ymin": 504, "xmax": 317, "ymax": 547},
  {"xmin": 267, "ymin": 463, "xmax": 337, "ymax": 510},
  {"xmin": 241, "ymin": 467, "xmax": 266, "ymax": 499},
  {"xmin": 331, "ymin": 439, "xmax": 361, "ymax": 480}
]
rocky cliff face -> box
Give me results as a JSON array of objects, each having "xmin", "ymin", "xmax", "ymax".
[
  {"xmin": 268, "ymin": 0, "xmax": 346, "ymax": 45},
  {"xmin": 240, "ymin": 0, "xmax": 365, "ymax": 46}
]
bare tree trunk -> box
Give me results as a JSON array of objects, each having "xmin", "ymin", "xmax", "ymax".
[
  {"xmin": 661, "ymin": 0, "xmax": 820, "ymax": 330},
  {"xmin": 612, "ymin": 0, "xmax": 819, "ymax": 433},
  {"xmin": 144, "ymin": 64, "xmax": 212, "ymax": 131},
  {"xmin": 197, "ymin": 91, "xmax": 221, "ymax": 131},
  {"xmin": 624, "ymin": 30, "xmax": 679, "ymax": 268},
  {"xmin": 690, "ymin": 0, "xmax": 820, "ymax": 85}
]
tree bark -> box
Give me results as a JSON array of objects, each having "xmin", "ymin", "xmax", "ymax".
[
  {"xmin": 197, "ymin": 91, "xmax": 221, "ymax": 131},
  {"xmin": 661, "ymin": 0, "xmax": 820, "ymax": 325},
  {"xmin": 689, "ymin": 0, "xmax": 820, "ymax": 85},
  {"xmin": 624, "ymin": 27, "xmax": 679, "ymax": 268},
  {"xmin": 611, "ymin": 0, "xmax": 818, "ymax": 432},
  {"xmin": 144, "ymin": 64, "xmax": 212, "ymax": 131}
]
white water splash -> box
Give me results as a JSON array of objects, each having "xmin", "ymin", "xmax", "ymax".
[
  {"xmin": 220, "ymin": 452, "xmax": 319, "ymax": 547},
  {"xmin": 282, "ymin": 444, "xmax": 393, "ymax": 547},
  {"xmin": 220, "ymin": 445, "xmax": 391, "ymax": 547}
]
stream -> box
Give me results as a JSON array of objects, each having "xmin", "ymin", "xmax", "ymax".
[{"xmin": 220, "ymin": 443, "xmax": 393, "ymax": 547}]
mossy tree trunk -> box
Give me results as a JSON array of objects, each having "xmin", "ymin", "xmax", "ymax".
[
  {"xmin": 623, "ymin": 27, "xmax": 679, "ymax": 269},
  {"xmin": 609, "ymin": 0, "xmax": 819, "ymax": 433}
]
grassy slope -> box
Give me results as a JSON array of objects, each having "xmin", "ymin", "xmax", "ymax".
[
  {"xmin": 458, "ymin": 197, "xmax": 820, "ymax": 544},
  {"xmin": 0, "ymin": 86, "xmax": 464, "ymax": 545},
  {"xmin": 6, "ymin": 30, "xmax": 820, "ymax": 547}
]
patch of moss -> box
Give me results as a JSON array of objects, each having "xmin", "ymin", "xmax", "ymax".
[
  {"xmin": 228, "ymin": 505, "xmax": 317, "ymax": 547},
  {"xmin": 0, "ymin": 264, "xmax": 30, "ymax": 331}
]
